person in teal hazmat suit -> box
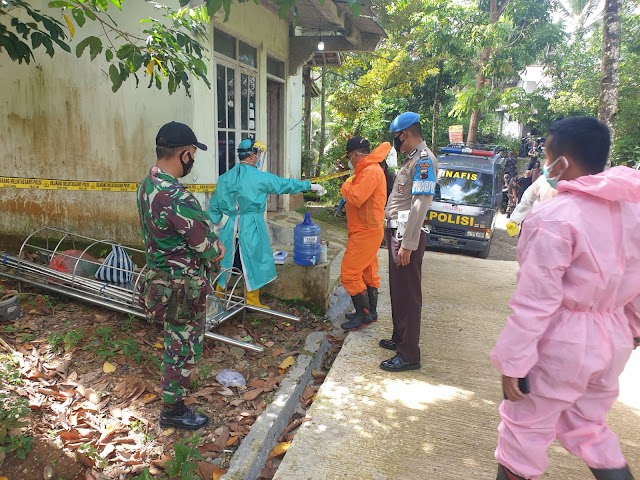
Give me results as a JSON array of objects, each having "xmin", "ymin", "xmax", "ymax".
[{"xmin": 208, "ymin": 138, "xmax": 326, "ymax": 308}]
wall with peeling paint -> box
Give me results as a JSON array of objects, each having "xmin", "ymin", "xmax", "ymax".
[{"xmin": 0, "ymin": 0, "xmax": 297, "ymax": 247}]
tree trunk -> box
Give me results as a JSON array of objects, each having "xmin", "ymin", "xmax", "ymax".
[
  {"xmin": 431, "ymin": 60, "xmax": 444, "ymax": 152},
  {"xmin": 467, "ymin": 0, "xmax": 510, "ymax": 144},
  {"xmin": 598, "ymin": 0, "xmax": 621, "ymax": 166},
  {"xmin": 318, "ymin": 64, "xmax": 326, "ymax": 177},
  {"xmin": 467, "ymin": 48, "xmax": 490, "ymax": 145},
  {"xmin": 303, "ymin": 66, "xmax": 312, "ymax": 174}
]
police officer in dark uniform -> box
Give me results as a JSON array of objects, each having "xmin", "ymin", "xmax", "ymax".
[{"xmin": 379, "ymin": 112, "xmax": 437, "ymax": 372}]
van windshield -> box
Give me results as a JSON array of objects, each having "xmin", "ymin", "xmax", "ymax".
[{"xmin": 435, "ymin": 169, "xmax": 493, "ymax": 207}]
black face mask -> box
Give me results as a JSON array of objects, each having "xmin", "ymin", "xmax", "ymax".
[
  {"xmin": 393, "ymin": 132, "xmax": 405, "ymax": 153},
  {"xmin": 180, "ymin": 151, "xmax": 195, "ymax": 176}
]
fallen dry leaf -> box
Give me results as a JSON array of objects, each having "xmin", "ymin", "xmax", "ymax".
[
  {"xmin": 241, "ymin": 388, "xmax": 263, "ymax": 401},
  {"xmin": 213, "ymin": 426, "xmax": 230, "ymax": 450},
  {"xmin": 268, "ymin": 441, "xmax": 291, "ymax": 459},
  {"xmin": 226, "ymin": 436, "xmax": 239, "ymax": 446},
  {"xmin": 278, "ymin": 356, "xmax": 295, "ymax": 373},
  {"xmin": 217, "ymin": 387, "xmax": 234, "ymax": 396},
  {"xmin": 212, "ymin": 465, "xmax": 227, "ymax": 480},
  {"xmin": 76, "ymin": 451, "xmax": 95, "ymax": 468},
  {"xmin": 271, "ymin": 347, "xmax": 286, "ymax": 358},
  {"xmin": 102, "ymin": 362, "xmax": 117, "ymax": 374},
  {"xmin": 183, "ymin": 396, "xmax": 199, "ymax": 406},
  {"xmin": 198, "ymin": 443, "xmax": 223, "ymax": 455},
  {"xmin": 196, "ymin": 461, "xmax": 221, "ymax": 480},
  {"xmin": 279, "ymin": 417, "xmax": 311, "ymax": 442},
  {"xmin": 192, "ymin": 386, "xmax": 218, "ymax": 397},
  {"xmin": 248, "ymin": 378, "xmax": 266, "ymax": 389},
  {"xmin": 153, "ymin": 343, "xmax": 163, "ymax": 349}
]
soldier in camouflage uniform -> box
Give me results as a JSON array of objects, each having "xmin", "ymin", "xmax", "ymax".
[{"xmin": 137, "ymin": 121, "xmax": 224, "ymax": 430}]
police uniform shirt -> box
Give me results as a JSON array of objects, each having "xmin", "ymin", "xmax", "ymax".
[{"xmin": 385, "ymin": 141, "xmax": 438, "ymax": 250}]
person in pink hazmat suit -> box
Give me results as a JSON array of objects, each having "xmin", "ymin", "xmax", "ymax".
[{"xmin": 492, "ymin": 116, "xmax": 640, "ymax": 480}]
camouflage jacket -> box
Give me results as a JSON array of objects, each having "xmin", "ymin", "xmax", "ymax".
[{"xmin": 137, "ymin": 166, "xmax": 220, "ymax": 277}]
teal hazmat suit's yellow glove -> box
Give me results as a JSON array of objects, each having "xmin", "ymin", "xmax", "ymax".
[{"xmin": 506, "ymin": 220, "xmax": 520, "ymax": 237}]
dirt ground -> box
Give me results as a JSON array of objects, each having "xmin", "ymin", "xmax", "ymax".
[{"xmin": 0, "ymin": 277, "xmax": 334, "ymax": 480}]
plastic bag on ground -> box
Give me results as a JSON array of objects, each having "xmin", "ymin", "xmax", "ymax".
[{"xmin": 216, "ymin": 369, "xmax": 246, "ymax": 387}]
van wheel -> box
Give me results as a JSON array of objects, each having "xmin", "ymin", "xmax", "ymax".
[{"xmin": 478, "ymin": 242, "xmax": 491, "ymax": 259}]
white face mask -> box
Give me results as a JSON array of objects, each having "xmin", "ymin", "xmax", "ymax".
[
  {"xmin": 348, "ymin": 160, "xmax": 354, "ymax": 170},
  {"xmin": 542, "ymin": 156, "xmax": 568, "ymax": 188}
]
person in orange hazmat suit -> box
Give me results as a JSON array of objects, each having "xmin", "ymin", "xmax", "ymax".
[{"xmin": 339, "ymin": 136, "xmax": 391, "ymax": 331}]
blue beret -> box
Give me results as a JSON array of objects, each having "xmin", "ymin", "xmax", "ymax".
[{"xmin": 390, "ymin": 112, "xmax": 420, "ymax": 133}]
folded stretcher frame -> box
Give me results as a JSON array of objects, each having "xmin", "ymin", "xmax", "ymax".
[{"xmin": 0, "ymin": 227, "xmax": 300, "ymax": 353}]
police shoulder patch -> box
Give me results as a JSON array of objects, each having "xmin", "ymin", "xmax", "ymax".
[{"xmin": 412, "ymin": 157, "xmax": 436, "ymax": 195}]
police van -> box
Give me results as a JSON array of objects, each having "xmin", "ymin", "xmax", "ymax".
[{"xmin": 423, "ymin": 144, "xmax": 505, "ymax": 259}]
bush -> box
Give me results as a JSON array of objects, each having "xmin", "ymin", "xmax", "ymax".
[{"xmin": 0, "ymin": 354, "xmax": 32, "ymax": 460}]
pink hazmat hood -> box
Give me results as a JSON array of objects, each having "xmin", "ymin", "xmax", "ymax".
[{"xmin": 558, "ymin": 166, "xmax": 640, "ymax": 203}]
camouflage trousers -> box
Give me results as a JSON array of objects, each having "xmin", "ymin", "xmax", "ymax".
[
  {"xmin": 161, "ymin": 313, "xmax": 205, "ymax": 404},
  {"xmin": 139, "ymin": 268, "xmax": 211, "ymax": 404}
]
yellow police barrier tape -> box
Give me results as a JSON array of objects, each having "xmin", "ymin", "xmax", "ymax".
[
  {"xmin": 0, "ymin": 171, "xmax": 349, "ymax": 192},
  {"xmin": 307, "ymin": 170, "xmax": 350, "ymax": 182},
  {"xmin": 0, "ymin": 176, "xmax": 215, "ymax": 192}
]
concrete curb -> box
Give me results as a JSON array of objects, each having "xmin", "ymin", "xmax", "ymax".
[{"xmin": 222, "ymin": 332, "xmax": 330, "ymax": 480}]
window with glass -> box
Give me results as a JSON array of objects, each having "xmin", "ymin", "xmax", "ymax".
[
  {"xmin": 435, "ymin": 169, "xmax": 493, "ymax": 207},
  {"xmin": 267, "ymin": 56, "xmax": 285, "ymax": 80},
  {"xmin": 214, "ymin": 29, "xmax": 258, "ymax": 175}
]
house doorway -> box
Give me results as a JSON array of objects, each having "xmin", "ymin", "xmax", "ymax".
[{"xmin": 267, "ymin": 78, "xmax": 285, "ymax": 212}]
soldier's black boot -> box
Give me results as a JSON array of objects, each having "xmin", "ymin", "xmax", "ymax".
[
  {"xmin": 590, "ymin": 466, "xmax": 635, "ymax": 480},
  {"xmin": 497, "ymin": 464, "xmax": 529, "ymax": 480},
  {"xmin": 344, "ymin": 286, "xmax": 379, "ymax": 322},
  {"xmin": 159, "ymin": 400, "xmax": 209, "ymax": 430},
  {"xmin": 341, "ymin": 291, "xmax": 373, "ymax": 331}
]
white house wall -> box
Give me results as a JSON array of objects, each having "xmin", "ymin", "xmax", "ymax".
[{"xmin": 0, "ymin": 0, "xmax": 294, "ymax": 246}]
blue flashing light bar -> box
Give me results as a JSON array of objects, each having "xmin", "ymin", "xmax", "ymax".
[{"xmin": 440, "ymin": 147, "xmax": 494, "ymax": 157}]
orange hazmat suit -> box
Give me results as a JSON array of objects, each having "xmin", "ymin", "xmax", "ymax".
[{"xmin": 340, "ymin": 142, "xmax": 391, "ymax": 296}]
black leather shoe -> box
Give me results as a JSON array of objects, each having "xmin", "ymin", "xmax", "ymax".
[
  {"xmin": 159, "ymin": 401, "xmax": 209, "ymax": 430},
  {"xmin": 497, "ymin": 464, "xmax": 529, "ymax": 480},
  {"xmin": 380, "ymin": 355, "xmax": 420, "ymax": 372},
  {"xmin": 379, "ymin": 339, "xmax": 397, "ymax": 351},
  {"xmin": 590, "ymin": 466, "xmax": 635, "ymax": 480}
]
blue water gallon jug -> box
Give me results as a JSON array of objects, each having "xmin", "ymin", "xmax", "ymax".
[{"xmin": 293, "ymin": 212, "xmax": 322, "ymax": 266}]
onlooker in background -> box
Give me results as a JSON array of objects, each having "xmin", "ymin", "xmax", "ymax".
[
  {"xmin": 516, "ymin": 170, "xmax": 533, "ymax": 204},
  {"xmin": 504, "ymin": 152, "xmax": 518, "ymax": 189},
  {"xmin": 505, "ymin": 172, "xmax": 557, "ymax": 237},
  {"xmin": 530, "ymin": 160, "xmax": 541, "ymax": 182},
  {"xmin": 505, "ymin": 176, "xmax": 519, "ymax": 218},
  {"xmin": 380, "ymin": 159, "xmax": 396, "ymax": 200}
]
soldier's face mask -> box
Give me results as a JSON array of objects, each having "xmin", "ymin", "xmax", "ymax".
[
  {"xmin": 393, "ymin": 131, "xmax": 406, "ymax": 153},
  {"xmin": 179, "ymin": 149, "xmax": 195, "ymax": 177}
]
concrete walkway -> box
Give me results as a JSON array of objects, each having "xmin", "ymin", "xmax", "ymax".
[{"xmin": 274, "ymin": 250, "xmax": 640, "ymax": 479}]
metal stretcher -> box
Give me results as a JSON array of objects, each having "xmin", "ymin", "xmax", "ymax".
[{"xmin": 0, "ymin": 227, "xmax": 300, "ymax": 352}]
